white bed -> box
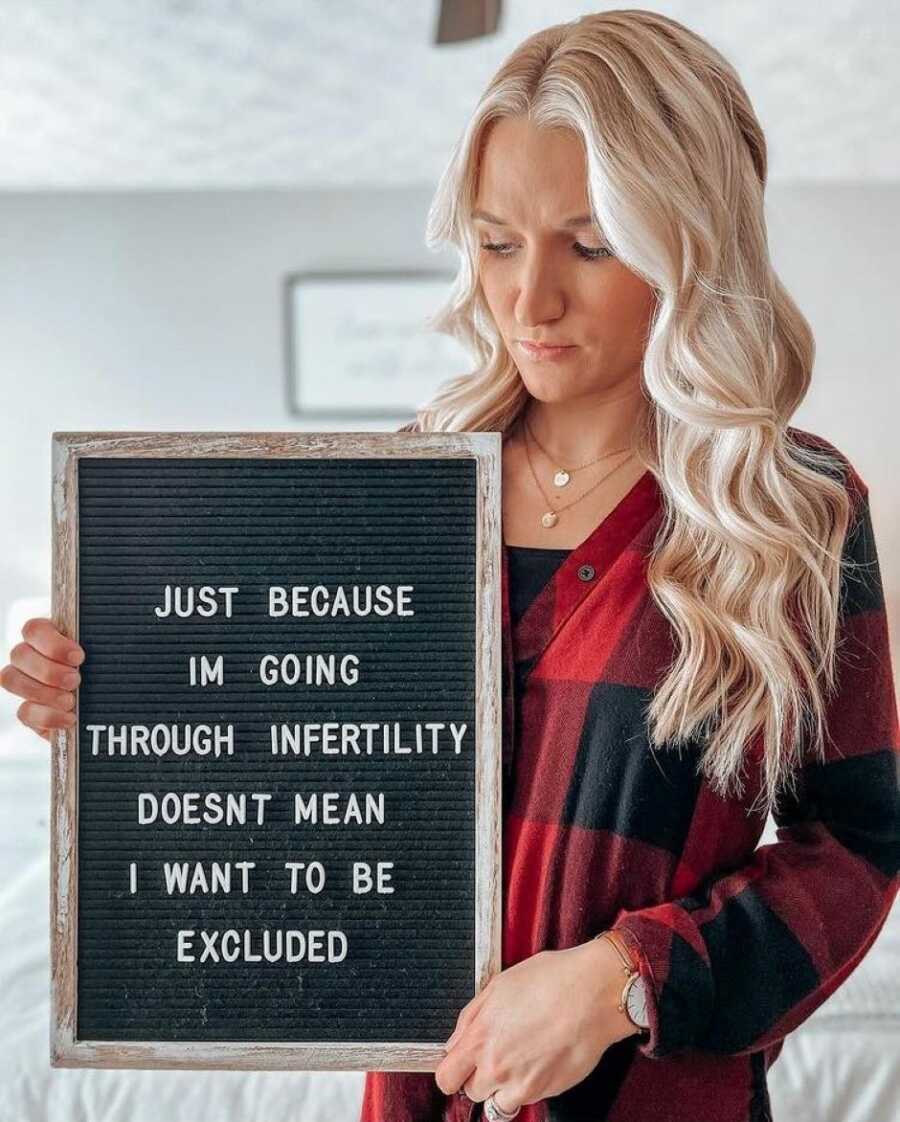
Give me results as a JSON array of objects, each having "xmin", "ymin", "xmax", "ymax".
[{"xmin": 0, "ymin": 717, "xmax": 897, "ymax": 1122}]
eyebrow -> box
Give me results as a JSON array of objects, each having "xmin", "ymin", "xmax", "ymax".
[{"xmin": 471, "ymin": 208, "xmax": 596, "ymax": 230}]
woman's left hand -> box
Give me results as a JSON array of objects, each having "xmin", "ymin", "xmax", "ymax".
[{"xmin": 434, "ymin": 936, "xmax": 640, "ymax": 1113}]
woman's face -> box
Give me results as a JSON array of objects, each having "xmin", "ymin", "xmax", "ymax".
[{"xmin": 472, "ymin": 115, "xmax": 657, "ymax": 407}]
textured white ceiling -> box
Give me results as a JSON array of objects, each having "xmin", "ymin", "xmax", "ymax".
[{"xmin": 1, "ymin": 0, "xmax": 897, "ymax": 189}]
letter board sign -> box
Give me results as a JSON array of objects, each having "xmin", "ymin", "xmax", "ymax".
[{"xmin": 49, "ymin": 430, "xmax": 502, "ymax": 1070}]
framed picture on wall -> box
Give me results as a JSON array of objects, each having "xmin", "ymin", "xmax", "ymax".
[{"xmin": 283, "ymin": 270, "xmax": 472, "ymax": 420}]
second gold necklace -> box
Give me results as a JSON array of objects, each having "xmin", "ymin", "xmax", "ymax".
[
  {"xmin": 521, "ymin": 417, "xmax": 636, "ymax": 530},
  {"xmin": 523, "ymin": 413, "xmax": 631, "ymax": 487}
]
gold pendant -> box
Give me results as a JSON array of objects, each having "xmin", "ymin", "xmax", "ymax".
[
  {"xmin": 541, "ymin": 511, "xmax": 559, "ymax": 528},
  {"xmin": 553, "ymin": 469, "xmax": 570, "ymax": 487}
]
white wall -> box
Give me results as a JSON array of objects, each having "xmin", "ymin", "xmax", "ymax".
[{"xmin": 0, "ymin": 184, "xmax": 898, "ymax": 720}]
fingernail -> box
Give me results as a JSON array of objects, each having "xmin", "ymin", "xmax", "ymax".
[{"xmin": 68, "ymin": 650, "xmax": 84, "ymax": 666}]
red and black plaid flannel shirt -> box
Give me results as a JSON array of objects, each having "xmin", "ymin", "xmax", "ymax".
[{"xmin": 360, "ymin": 423, "xmax": 900, "ymax": 1122}]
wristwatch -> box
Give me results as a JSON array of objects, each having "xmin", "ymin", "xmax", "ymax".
[{"xmin": 594, "ymin": 930, "xmax": 651, "ymax": 1033}]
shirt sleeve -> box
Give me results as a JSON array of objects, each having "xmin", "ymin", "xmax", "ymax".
[{"xmin": 609, "ymin": 478, "xmax": 900, "ymax": 1060}]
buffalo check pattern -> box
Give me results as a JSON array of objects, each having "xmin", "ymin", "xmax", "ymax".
[{"xmin": 360, "ymin": 423, "xmax": 900, "ymax": 1122}]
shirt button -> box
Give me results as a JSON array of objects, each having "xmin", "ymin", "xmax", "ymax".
[{"xmin": 577, "ymin": 564, "xmax": 596, "ymax": 581}]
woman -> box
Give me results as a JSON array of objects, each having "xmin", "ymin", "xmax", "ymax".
[
  {"xmin": 356, "ymin": 9, "xmax": 899, "ymax": 1122},
  {"xmin": 1, "ymin": 10, "xmax": 897, "ymax": 1122}
]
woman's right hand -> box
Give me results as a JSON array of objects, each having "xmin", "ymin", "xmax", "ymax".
[{"xmin": 0, "ymin": 617, "xmax": 84, "ymax": 743}]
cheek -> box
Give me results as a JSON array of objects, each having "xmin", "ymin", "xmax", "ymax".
[
  {"xmin": 477, "ymin": 263, "xmax": 503, "ymax": 305},
  {"xmin": 581, "ymin": 274, "xmax": 655, "ymax": 342},
  {"xmin": 600, "ymin": 267, "xmax": 656, "ymax": 317},
  {"xmin": 477, "ymin": 268, "xmax": 513, "ymax": 333}
]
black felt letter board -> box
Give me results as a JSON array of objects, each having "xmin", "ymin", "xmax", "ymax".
[{"xmin": 50, "ymin": 433, "xmax": 502, "ymax": 1069}]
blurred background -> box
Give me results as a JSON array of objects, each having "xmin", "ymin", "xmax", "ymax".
[{"xmin": 0, "ymin": 3, "xmax": 897, "ymax": 1121}]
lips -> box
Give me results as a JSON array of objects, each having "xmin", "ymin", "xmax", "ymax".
[{"xmin": 517, "ymin": 340, "xmax": 577, "ymax": 358}]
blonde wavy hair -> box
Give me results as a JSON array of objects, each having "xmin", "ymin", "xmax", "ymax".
[{"xmin": 409, "ymin": 9, "xmax": 859, "ymax": 820}]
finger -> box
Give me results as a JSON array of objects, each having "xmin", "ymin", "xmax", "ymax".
[
  {"xmin": 21, "ymin": 617, "xmax": 85, "ymax": 667},
  {"xmin": 1, "ymin": 664, "xmax": 78, "ymax": 712},
  {"xmin": 460, "ymin": 1070, "xmax": 523, "ymax": 1115},
  {"xmin": 435, "ymin": 1037, "xmax": 478, "ymax": 1096},
  {"xmin": 8, "ymin": 640, "xmax": 83, "ymax": 690},
  {"xmin": 491, "ymin": 1088, "xmax": 523, "ymax": 1117},
  {"xmin": 446, "ymin": 985, "xmax": 491, "ymax": 1047},
  {"xmin": 17, "ymin": 698, "xmax": 77, "ymax": 732}
]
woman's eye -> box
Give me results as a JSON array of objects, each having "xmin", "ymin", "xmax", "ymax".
[
  {"xmin": 479, "ymin": 241, "xmax": 613, "ymax": 261},
  {"xmin": 574, "ymin": 242, "xmax": 614, "ymax": 260}
]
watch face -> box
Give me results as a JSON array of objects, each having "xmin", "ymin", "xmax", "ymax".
[{"xmin": 626, "ymin": 975, "xmax": 650, "ymax": 1029}]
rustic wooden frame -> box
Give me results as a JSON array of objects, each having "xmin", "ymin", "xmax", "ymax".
[{"xmin": 50, "ymin": 429, "xmax": 502, "ymax": 1070}]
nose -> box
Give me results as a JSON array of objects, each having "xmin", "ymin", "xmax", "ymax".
[{"xmin": 513, "ymin": 247, "xmax": 565, "ymax": 328}]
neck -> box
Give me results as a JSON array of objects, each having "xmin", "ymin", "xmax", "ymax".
[{"xmin": 521, "ymin": 382, "xmax": 649, "ymax": 463}]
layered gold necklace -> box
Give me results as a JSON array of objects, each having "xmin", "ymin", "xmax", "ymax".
[{"xmin": 521, "ymin": 413, "xmax": 636, "ymax": 530}]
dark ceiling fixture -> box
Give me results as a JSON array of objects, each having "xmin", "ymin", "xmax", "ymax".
[{"xmin": 435, "ymin": 0, "xmax": 502, "ymax": 43}]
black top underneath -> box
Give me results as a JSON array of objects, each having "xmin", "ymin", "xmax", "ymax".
[{"xmin": 507, "ymin": 544, "xmax": 573, "ymax": 627}]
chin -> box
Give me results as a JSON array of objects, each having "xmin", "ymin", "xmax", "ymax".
[{"xmin": 517, "ymin": 373, "xmax": 578, "ymax": 402}]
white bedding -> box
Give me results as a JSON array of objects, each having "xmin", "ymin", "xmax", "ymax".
[{"xmin": 0, "ymin": 718, "xmax": 897, "ymax": 1122}]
